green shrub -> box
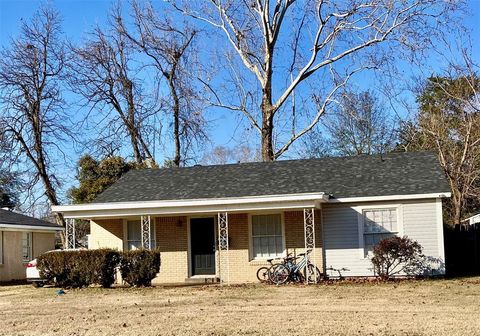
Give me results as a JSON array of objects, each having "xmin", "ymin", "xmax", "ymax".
[
  {"xmin": 371, "ymin": 236, "xmax": 424, "ymax": 280},
  {"xmin": 119, "ymin": 249, "xmax": 161, "ymax": 287},
  {"xmin": 37, "ymin": 249, "xmax": 120, "ymax": 288}
]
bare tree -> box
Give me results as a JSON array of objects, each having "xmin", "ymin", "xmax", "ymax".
[
  {"xmin": 115, "ymin": 1, "xmax": 208, "ymax": 167},
  {"xmin": 399, "ymin": 51, "xmax": 480, "ymax": 225},
  {"xmin": 0, "ymin": 7, "xmax": 69, "ymax": 228},
  {"xmin": 325, "ymin": 90, "xmax": 395, "ymax": 156},
  {"xmin": 69, "ymin": 22, "xmax": 157, "ymax": 165},
  {"xmin": 172, "ymin": 0, "xmax": 463, "ymax": 161},
  {"xmin": 201, "ymin": 144, "xmax": 259, "ymax": 165}
]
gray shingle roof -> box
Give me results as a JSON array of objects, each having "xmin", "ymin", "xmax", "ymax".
[
  {"xmin": 0, "ymin": 208, "xmax": 60, "ymax": 228},
  {"xmin": 91, "ymin": 151, "xmax": 450, "ymax": 204}
]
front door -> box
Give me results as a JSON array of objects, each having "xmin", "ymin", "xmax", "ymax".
[{"xmin": 190, "ymin": 217, "xmax": 216, "ymax": 276}]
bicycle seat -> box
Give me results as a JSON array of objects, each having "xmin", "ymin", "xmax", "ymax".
[
  {"xmin": 298, "ymin": 253, "xmax": 305, "ymax": 257},
  {"xmin": 266, "ymin": 259, "xmax": 274, "ymax": 263}
]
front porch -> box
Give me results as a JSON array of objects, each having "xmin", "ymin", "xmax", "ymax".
[{"xmin": 67, "ymin": 209, "xmax": 323, "ymax": 284}]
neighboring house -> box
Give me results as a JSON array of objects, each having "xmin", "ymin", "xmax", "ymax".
[
  {"xmin": 462, "ymin": 213, "xmax": 480, "ymax": 225},
  {"xmin": 53, "ymin": 152, "xmax": 451, "ymax": 283},
  {"xmin": 0, "ymin": 209, "xmax": 63, "ymax": 282}
]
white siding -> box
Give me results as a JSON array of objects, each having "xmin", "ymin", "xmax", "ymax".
[{"xmin": 323, "ymin": 199, "xmax": 444, "ymax": 277}]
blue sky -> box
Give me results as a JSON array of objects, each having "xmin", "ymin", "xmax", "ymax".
[{"xmin": 1, "ymin": 0, "xmax": 479, "ymax": 208}]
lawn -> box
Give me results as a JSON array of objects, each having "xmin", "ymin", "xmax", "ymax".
[{"xmin": 1, "ymin": 278, "xmax": 480, "ymax": 336}]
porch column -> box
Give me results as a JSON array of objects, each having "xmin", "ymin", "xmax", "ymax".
[
  {"xmin": 303, "ymin": 208, "xmax": 318, "ymax": 284},
  {"xmin": 217, "ymin": 212, "xmax": 230, "ymax": 285},
  {"xmin": 65, "ymin": 218, "xmax": 76, "ymax": 249},
  {"xmin": 141, "ymin": 215, "xmax": 152, "ymax": 249}
]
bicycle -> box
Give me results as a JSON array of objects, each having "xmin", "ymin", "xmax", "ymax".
[
  {"xmin": 325, "ymin": 266, "xmax": 350, "ymax": 280},
  {"xmin": 271, "ymin": 249, "xmax": 323, "ymax": 285},
  {"xmin": 256, "ymin": 253, "xmax": 293, "ymax": 283}
]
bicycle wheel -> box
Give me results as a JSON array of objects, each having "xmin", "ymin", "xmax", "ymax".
[
  {"xmin": 303, "ymin": 264, "xmax": 323, "ymax": 284},
  {"xmin": 270, "ymin": 264, "xmax": 290, "ymax": 285},
  {"xmin": 256, "ymin": 266, "xmax": 270, "ymax": 283}
]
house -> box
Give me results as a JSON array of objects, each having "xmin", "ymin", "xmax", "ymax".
[
  {"xmin": 0, "ymin": 209, "xmax": 63, "ymax": 282},
  {"xmin": 462, "ymin": 213, "xmax": 480, "ymax": 225},
  {"xmin": 52, "ymin": 151, "xmax": 451, "ymax": 284}
]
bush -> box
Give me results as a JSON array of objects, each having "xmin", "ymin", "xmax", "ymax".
[
  {"xmin": 37, "ymin": 249, "xmax": 120, "ymax": 288},
  {"xmin": 371, "ymin": 236, "xmax": 424, "ymax": 280},
  {"xmin": 119, "ymin": 249, "xmax": 161, "ymax": 287}
]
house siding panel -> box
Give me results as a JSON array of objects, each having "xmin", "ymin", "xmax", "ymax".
[
  {"xmin": 0, "ymin": 231, "xmax": 55, "ymax": 282},
  {"xmin": 323, "ymin": 199, "xmax": 444, "ymax": 277}
]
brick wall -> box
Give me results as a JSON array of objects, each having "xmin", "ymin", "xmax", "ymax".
[
  {"xmin": 153, "ymin": 216, "xmax": 188, "ymax": 284},
  {"xmin": 89, "ymin": 218, "xmax": 123, "ymax": 250},
  {"xmin": 89, "ymin": 210, "xmax": 324, "ymax": 284}
]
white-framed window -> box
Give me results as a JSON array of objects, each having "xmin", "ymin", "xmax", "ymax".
[
  {"xmin": 251, "ymin": 214, "xmax": 284, "ymax": 259},
  {"xmin": 0, "ymin": 231, "xmax": 3, "ymax": 265},
  {"xmin": 362, "ymin": 208, "xmax": 398, "ymax": 257},
  {"xmin": 22, "ymin": 232, "xmax": 33, "ymax": 262},
  {"xmin": 126, "ymin": 220, "xmax": 156, "ymax": 250}
]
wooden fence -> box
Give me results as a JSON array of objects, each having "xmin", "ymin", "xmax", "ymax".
[{"xmin": 444, "ymin": 223, "xmax": 480, "ymax": 276}]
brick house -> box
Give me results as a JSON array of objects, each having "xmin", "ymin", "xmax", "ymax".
[{"xmin": 52, "ymin": 152, "xmax": 450, "ymax": 284}]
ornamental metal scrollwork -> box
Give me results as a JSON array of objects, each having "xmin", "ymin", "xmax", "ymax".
[
  {"xmin": 141, "ymin": 215, "xmax": 152, "ymax": 249},
  {"xmin": 217, "ymin": 212, "xmax": 230, "ymax": 285}
]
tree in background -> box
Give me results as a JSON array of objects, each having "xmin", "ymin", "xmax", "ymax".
[
  {"xmin": 115, "ymin": 1, "xmax": 208, "ymax": 167},
  {"xmin": 69, "ymin": 22, "xmax": 157, "ymax": 165},
  {"xmin": 201, "ymin": 145, "xmax": 259, "ymax": 165},
  {"xmin": 300, "ymin": 90, "xmax": 396, "ymax": 158},
  {"xmin": 399, "ymin": 55, "xmax": 480, "ymax": 225},
  {"xmin": 325, "ymin": 90, "xmax": 395, "ymax": 156},
  {"xmin": 0, "ymin": 170, "xmax": 22, "ymax": 209},
  {"xmin": 172, "ymin": 0, "xmax": 462, "ymax": 161},
  {"xmin": 68, "ymin": 154, "xmax": 150, "ymax": 204},
  {"xmin": 0, "ymin": 7, "xmax": 69, "ymax": 228}
]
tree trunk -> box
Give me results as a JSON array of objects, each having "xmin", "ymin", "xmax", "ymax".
[
  {"xmin": 261, "ymin": 116, "xmax": 274, "ymax": 162},
  {"xmin": 452, "ymin": 189, "xmax": 463, "ymax": 225},
  {"xmin": 167, "ymin": 73, "xmax": 181, "ymax": 167}
]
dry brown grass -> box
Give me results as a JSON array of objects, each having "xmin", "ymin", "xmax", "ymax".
[{"xmin": 1, "ymin": 277, "xmax": 480, "ymax": 336}]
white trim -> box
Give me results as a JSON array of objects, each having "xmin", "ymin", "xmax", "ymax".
[
  {"xmin": 248, "ymin": 212, "xmax": 286, "ymax": 261},
  {"xmin": 53, "ymin": 193, "xmax": 327, "ymax": 212},
  {"xmin": 52, "ymin": 191, "xmax": 451, "ymax": 219},
  {"xmin": 56, "ymin": 200, "xmax": 323, "ymax": 219},
  {"xmin": 0, "ymin": 224, "xmax": 63, "ymax": 232},
  {"xmin": 436, "ymin": 198, "xmax": 446, "ymax": 261},
  {"xmin": 355, "ymin": 204, "xmax": 404, "ymax": 259},
  {"xmin": 331, "ymin": 193, "xmax": 451, "ymax": 204}
]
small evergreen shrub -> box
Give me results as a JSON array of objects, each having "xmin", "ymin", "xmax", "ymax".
[
  {"xmin": 371, "ymin": 236, "xmax": 424, "ymax": 280},
  {"xmin": 119, "ymin": 249, "xmax": 161, "ymax": 287},
  {"xmin": 37, "ymin": 249, "xmax": 120, "ymax": 288}
]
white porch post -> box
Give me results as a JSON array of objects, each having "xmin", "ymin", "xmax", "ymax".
[
  {"xmin": 303, "ymin": 208, "xmax": 317, "ymax": 284},
  {"xmin": 141, "ymin": 215, "xmax": 152, "ymax": 249},
  {"xmin": 65, "ymin": 218, "xmax": 76, "ymax": 249},
  {"xmin": 217, "ymin": 212, "xmax": 230, "ymax": 285}
]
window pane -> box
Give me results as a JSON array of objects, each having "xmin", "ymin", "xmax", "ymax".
[
  {"xmin": 251, "ymin": 214, "xmax": 283, "ymax": 258},
  {"xmin": 127, "ymin": 221, "xmax": 141, "ymax": 241}
]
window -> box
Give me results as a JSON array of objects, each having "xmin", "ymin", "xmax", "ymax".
[
  {"xmin": 126, "ymin": 220, "xmax": 155, "ymax": 250},
  {"xmin": 22, "ymin": 232, "xmax": 32, "ymax": 262},
  {"xmin": 0, "ymin": 231, "xmax": 3, "ymax": 265},
  {"xmin": 363, "ymin": 208, "xmax": 398, "ymax": 257},
  {"xmin": 251, "ymin": 214, "xmax": 284, "ymax": 259}
]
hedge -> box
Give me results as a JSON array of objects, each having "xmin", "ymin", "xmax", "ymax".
[
  {"xmin": 37, "ymin": 249, "xmax": 121, "ymax": 288},
  {"xmin": 119, "ymin": 249, "xmax": 161, "ymax": 287},
  {"xmin": 36, "ymin": 249, "xmax": 161, "ymax": 288}
]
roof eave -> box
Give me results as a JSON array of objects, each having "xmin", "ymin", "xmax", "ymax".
[{"xmin": 52, "ymin": 192, "xmax": 329, "ymax": 219}]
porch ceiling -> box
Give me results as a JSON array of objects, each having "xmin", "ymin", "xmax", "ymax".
[{"xmin": 52, "ymin": 193, "xmax": 329, "ymax": 219}]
